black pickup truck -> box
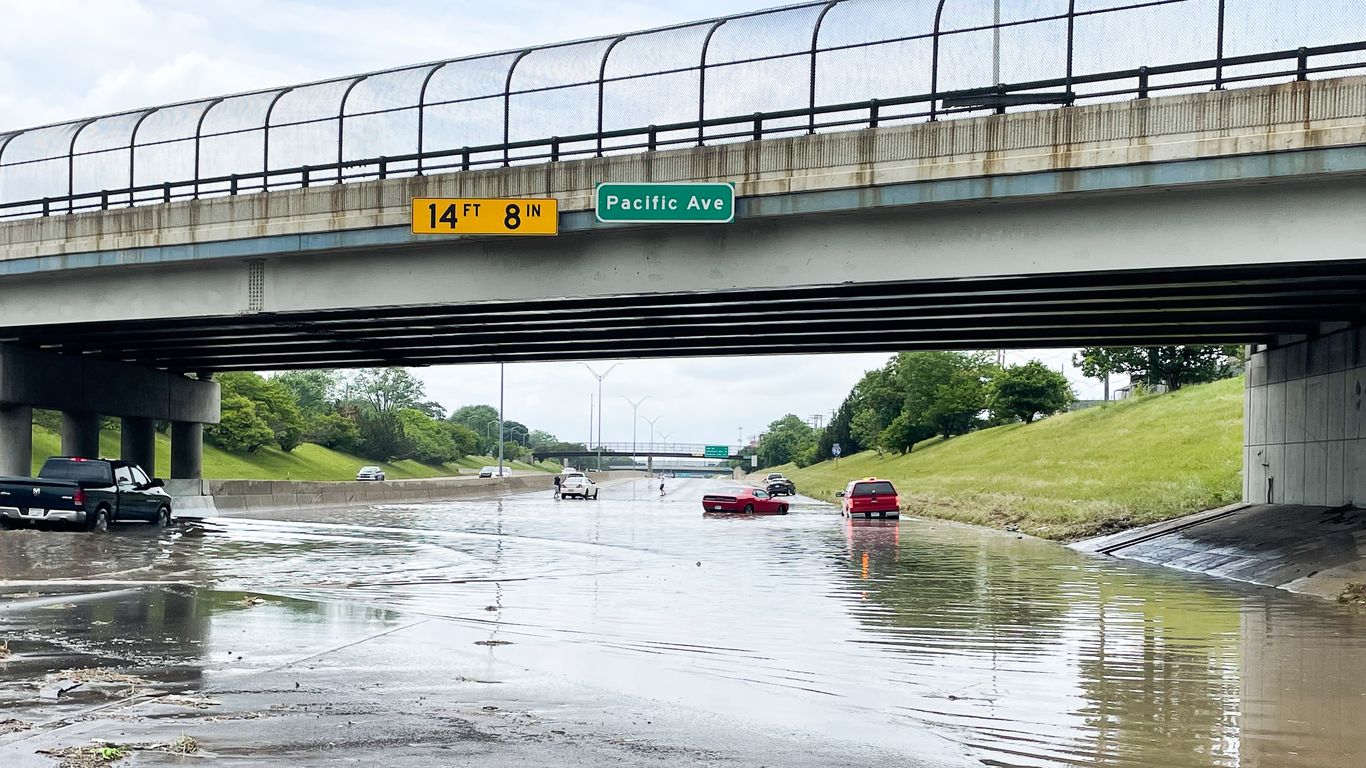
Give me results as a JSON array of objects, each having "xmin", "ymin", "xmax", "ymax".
[{"xmin": 0, "ymin": 457, "xmax": 172, "ymax": 532}]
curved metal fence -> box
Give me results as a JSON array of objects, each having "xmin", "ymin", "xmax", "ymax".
[{"xmin": 1, "ymin": 0, "xmax": 1364, "ymax": 220}]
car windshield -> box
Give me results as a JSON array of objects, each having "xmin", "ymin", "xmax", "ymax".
[
  {"xmin": 360, "ymin": 466, "xmax": 380, "ymax": 472},
  {"xmin": 38, "ymin": 459, "xmax": 112, "ymax": 484},
  {"xmin": 851, "ymin": 481, "xmax": 896, "ymax": 496}
]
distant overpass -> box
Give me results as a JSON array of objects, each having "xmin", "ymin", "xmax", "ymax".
[{"xmin": 532, "ymin": 442, "xmax": 742, "ymax": 461}]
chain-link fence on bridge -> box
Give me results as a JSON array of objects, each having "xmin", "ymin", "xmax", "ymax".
[{"xmin": 1, "ymin": 0, "xmax": 1363, "ymax": 219}]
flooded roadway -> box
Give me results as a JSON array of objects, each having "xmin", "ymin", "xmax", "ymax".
[{"xmin": 2, "ymin": 477, "xmax": 1365, "ymax": 766}]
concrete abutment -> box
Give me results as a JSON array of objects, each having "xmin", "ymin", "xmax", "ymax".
[
  {"xmin": 0, "ymin": 343, "xmax": 219, "ymax": 480},
  {"xmin": 1245, "ymin": 328, "xmax": 1366, "ymax": 507}
]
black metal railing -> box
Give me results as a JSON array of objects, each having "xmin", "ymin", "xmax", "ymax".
[{"xmin": 0, "ymin": 0, "xmax": 1363, "ymax": 222}]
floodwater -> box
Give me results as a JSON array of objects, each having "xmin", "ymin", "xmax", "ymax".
[{"xmin": 2, "ymin": 477, "xmax": 1365, "ymax": 767}]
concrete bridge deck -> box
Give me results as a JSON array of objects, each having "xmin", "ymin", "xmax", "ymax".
[{"xmin": 1, "ymin": 77, "xmax": 1365, "ymax": 371}]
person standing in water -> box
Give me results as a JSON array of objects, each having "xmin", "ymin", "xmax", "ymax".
[{"xmin": 553, "ymin": 473, "xmax": 563, "ymax": 499}]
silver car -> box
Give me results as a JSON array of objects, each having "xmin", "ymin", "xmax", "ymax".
[{"xmin": 355, "ymin": 466, "xmax": 386, "ymax": 481}]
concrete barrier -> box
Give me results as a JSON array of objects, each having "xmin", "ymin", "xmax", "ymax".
[{"xmin": 169, "ymin": 471, "xmax": 641, "ymax": 516}]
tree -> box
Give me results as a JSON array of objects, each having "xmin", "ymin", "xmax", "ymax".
[
  {"xmin": 1074, "ymin": 346, "xmax": 1241, "ymax": 392},
  {"xmin": 449, "ymin": 404, "xmax": 500, "ymax": 452},
  {"xmin": 1072, "ymin": 348, "xmax": 1126, "ymax": 401},
  {"xmin": 756, "ymin": 414, "xmax": 819, "ymax": 468},
  {"xmin": 217, "ymin": 372, "xmax": 306, "ymax": 452},
  {"xmin": 991, "ymin": 361, "xmax": 1075, "ymax": 424},
  {"xmin": 923, "ymin": 372, "xmax": 987, "ymax": 438},
  {"xmin": 273, "ymin": 370, "xmax": 338, "ymax": 414},
  {"xmin": 397, "ymin": 408, "xmax": 458, "ymax": 464},
  {"xmin": 206, "ymin": 393, "xmax": 275, "ymax": 452},
  {"xmin": 351, "ymin": 368, "xmax": 425, "ymax": 413}
]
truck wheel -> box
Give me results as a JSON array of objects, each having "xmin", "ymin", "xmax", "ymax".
[
  {"xmin": 0, "ymin": 518, "xmax": 13, "ymax": 531},
  {"xmin": 88, "ymin": 507, "xmax": 111, "ymax": 533},
  {"xmin": 156, "ymin": 506, "xmax": 172, "ymax": 528},
  {"xmin": 743, "ymin": 504, "xmax": 755, "ymax": 514}
]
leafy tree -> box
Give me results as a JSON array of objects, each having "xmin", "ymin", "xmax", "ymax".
[
  {"xmin": 351, "ymin": 368, "xmax": 425, "ymax": 413},
  {"xmin": 878, "ymin": 410, "xmax": 935, "ymax": 453},
  {"xmin": 923, "ymin": 371, "xmax": 987, "ymax": 438},
  {"xmin": 206, "ymin": 393, "xmax": 275, "ymax": 452},
  {"xmin": 447, "ymin": 423, "xmax": 481, "ymax": 457},
  {"xmin": 449, "ymin": 404, "xmax": 500, "ymax": 452},
  {"xmin": 397, "ymin": 408, "xmax": 458, "ymax": 464},
  {"xmin": 991, "ymin": 361, "xmax": 1075, "ymax": 424},
  {"xmin": 413, "ymin": 400, "xmax": 448, "ymax": 420},
  {"xmin": 356, "ymin": 409, "xmax": 409, "ymax": 461},
  {"xmin": 1074, "ymin": 346, "xmax": 1240, "ymax": 392},
  {"xmin": 756, "ymin": 414, "xmax": 818, "ymax": 468},
  {"xmin": 217, "ymin": 372, "xmax": 305, "ymax": 451},
  {"xmin": 307, "ymin": 412, "xmax": 362, "ymax": 454},
  {"xmin": 273, "ymin": 370, "xmax": 338, "ymax": 414}
]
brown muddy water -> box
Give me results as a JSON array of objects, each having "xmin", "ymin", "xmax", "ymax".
[{"xmin": 2, "ymin": 477, "xmax": 1364, "ymax": 767}]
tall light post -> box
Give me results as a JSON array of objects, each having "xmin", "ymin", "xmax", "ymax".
[
  {"xmin": 486, "ymin": 420, "xmax": 499, "ymax": 445},
  {"xmin": 623, "ymin": 395, "xmax": 648, "ymax": 474},
  {"xmin": 581, "ymin": 363, "xmax": 620, "ymax": 471},
  {"xmin": 497, "ymin": 363, "xmax": 505, "ymax": 476},
  {"xmin": 643, "ymin": 415, "xmax": 663, "ymax": 476}
]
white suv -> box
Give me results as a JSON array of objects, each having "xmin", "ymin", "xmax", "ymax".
[{"xmin": 479, "ymin": 466, "xmax": 512, "ymax": 478}]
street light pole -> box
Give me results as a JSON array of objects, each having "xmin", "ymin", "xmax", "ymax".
[
  {"xmin": 623, "ymin": 396, "xmax": 648, "ymax": 474},
  {"xmin": 497, "ymin": 363, "xmax": 505, "ymax": 477},
  {"xmin": 581, "ymin": 363, "xmax": 620, "ymax": 471},
  {"xmin": 643, "ymin": 415, "xmax": 662, "ymax": 476}
]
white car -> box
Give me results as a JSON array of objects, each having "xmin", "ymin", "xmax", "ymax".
[
  {"xmin": 478, "ymin": 466, "xmax": 513, "ymax": 478},
  {"xmin": 559, "ymin": 474, "xmax": 599, "ymax": 500},
  {"xmin": 355, "ymin": 466, "xmax": 386, "ymax": 481}
]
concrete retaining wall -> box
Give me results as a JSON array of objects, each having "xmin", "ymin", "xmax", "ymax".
[
  {"xmin": 1245, "ymin": 328, "xmax": 1366, "ymax": 507},
  {"xmin": 168, "ymin": 472, "xmax": 641, "ymax": 516}
]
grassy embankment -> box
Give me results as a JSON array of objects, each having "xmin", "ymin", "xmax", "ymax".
[
  {"xmin": 28, "ymin": 425, "xmax": 556, "ymax": 481},
  {"xmin": 774, "ymin": 376, "xmax": 1244, "ymax": 540}
]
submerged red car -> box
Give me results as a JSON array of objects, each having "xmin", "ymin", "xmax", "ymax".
[
  {"xmin": 837, "ymin": 478, "xmax": 900, "ymax": 519},
  {"xmin": 701, "ymin": 486, "xmax": 789, "ymax": 515}
]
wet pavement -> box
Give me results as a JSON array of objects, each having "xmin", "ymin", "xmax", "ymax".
[{"xmin": 2, "ymin": 477, "xmax": 1365, "ymax": 766}]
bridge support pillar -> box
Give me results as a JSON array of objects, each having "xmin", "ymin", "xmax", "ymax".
[
  {"xmin": 61, "ymin": 411, "xmax": 101, "ymax": 459},
  {"xmin": 0, "ymin": 404, "xmax": 33, "ymax": 477},
  {"xmin": 121, "ymin": 416, "xmax": 156, "ymax": 477},
  {"xmin": 171, "ymin": 422, "xmax": 203, "ymax": 480},
  {"xmin": 1245, "ymin": 327, "xmax": 1366, "ymax": 507}
]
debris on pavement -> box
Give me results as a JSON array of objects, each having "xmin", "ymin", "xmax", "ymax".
[
  {"xmin": 238, "ymin": 596, "xmax": 268, "ymax": 607},
  {"xmin": 0, "ymin": 718, "xmax": 31, "ymax": 734},
  {"xmin": 473, "ymin": 639, "xmax": 513, "ymax": 646},
  {"xmin": 1338, "ymin": 582, "xmax": 1366, "ymax": 605}
]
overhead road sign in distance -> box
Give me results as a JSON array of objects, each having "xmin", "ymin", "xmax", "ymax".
[
  {"xmin": 703, "ymin": 445, "xmax": 730, "ymax": 458},
  {"xmin": 412, "ymin": 197, "xmax": 558, "ymax": 235},
  {"xmin": 595, "ymin": 182, "xmax": 734, "ymax": 224}
]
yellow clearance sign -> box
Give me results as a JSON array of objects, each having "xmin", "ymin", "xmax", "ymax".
[{"xmin": 411, "ymin": 197, "xmax": 558, "ymax": 236}]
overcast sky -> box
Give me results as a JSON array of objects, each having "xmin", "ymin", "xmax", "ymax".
[{"xmin": 0, "ymin": 0, "xmax": 1119, "ymax": 445}]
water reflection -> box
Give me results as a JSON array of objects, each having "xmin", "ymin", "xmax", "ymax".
[{"xmin": 3, "ymin": 479, "xmax": 1364, "ymax": 767}]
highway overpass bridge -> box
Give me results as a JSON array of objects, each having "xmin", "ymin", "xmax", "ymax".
[{"xmin": 0, "ymin": 0, "xmax": 1363, "ymax": 509}]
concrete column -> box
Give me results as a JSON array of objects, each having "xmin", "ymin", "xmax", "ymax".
[
  {"xmin": 0, "ymin": 404, "xmax": 33, "ymax": 477},
  {"xmin": 120, "ymin": 416, "xmax": 156, "ymax": 477},
  {"xmin": 61, "ymin": 411, "xmax": 100, "ymax": 459},
  {"xmin": 171, "ymin": 421, "xmax": 203, "ymax": 480}
]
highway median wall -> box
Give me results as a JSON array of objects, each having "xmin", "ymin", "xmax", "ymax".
[{"xmin": 168, "ymin": 472, "xmax": 641, "ymax": 516}]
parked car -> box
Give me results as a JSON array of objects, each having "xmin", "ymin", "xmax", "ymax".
[
  {"xmin": 560, "ymin": 474, "xmax": 599, "ymax": 499},
  {"xmin": 0, "ymin": 457, "xmax": 172, "ymax": 532},
  {"xmin": 479, "ymin": 466, "xmax": 513, "ymax": 478},
  {"xmin": 764, "ymin": 472, "xmax": 796, "ymax": 496},
  {"xmin": 836, "ymin": 477, "xmax": 900, "ymax": 519},
  {"xmin": 701, "ymin": 486, "xmax": 789, "ymax": 515},
  {"xmin": 355, "ymin": 466, "xmax": 386, "ymax": 481}
]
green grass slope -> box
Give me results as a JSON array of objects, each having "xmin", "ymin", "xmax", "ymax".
[
  {"xmin": 779, "ymin": 376, "xmax": 1245, "ymax": 540},
  {"xmin": 29, "ymin": 426, "xmax": 556, "ymax": 481}
]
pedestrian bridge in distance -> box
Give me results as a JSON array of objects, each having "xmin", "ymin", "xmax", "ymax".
[{"xmin": 533, "ymin": 443, "xmax": 743, "ymax": 461}]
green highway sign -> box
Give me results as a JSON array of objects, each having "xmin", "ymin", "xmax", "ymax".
[
  {"xmin": 703, "ymin": 445, "xmax": 730, "ymax": 458},
  {"xmin": 595, "ymin": 182, "xmax": 735, "ymax": 223}
]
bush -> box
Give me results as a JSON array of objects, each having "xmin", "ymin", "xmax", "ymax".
[{"xmin": 206, "ymin": 393, "xmax": 275, "ymax": 452}]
